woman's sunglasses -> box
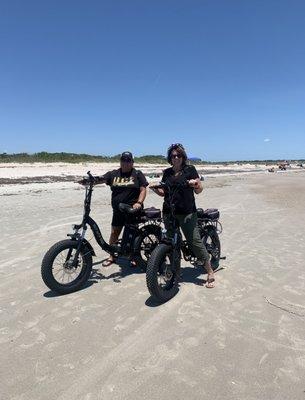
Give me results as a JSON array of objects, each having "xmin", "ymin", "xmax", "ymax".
[{"xmin": 171, "ymin": 154, "xmax": 183, "ymax": 159}]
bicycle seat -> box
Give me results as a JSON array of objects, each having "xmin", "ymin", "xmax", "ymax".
[
  {"xmin": 143, "ymin": 207, "xmax": 161, "ymax": 219},
  {"xmin": 118, "ymin": 203, "xmax": 141, "ymax": 215},
  {"xmin": 197, "ymin": 208, "xmax": 219, "ymax": 220}
]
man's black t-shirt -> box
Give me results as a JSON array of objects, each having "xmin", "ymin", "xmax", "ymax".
[
  {"xmin": 161, "ymin": 164, "xmax": 199, "ymax": 215},
  {"xmin": 102, "ymin": 168, "xmax": 148, "ymax": 210}
]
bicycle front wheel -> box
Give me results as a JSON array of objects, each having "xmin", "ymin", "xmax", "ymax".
[
  {"xmin": 41, "ymin": 239, "xmax": 93, "ymax": 294},
  {"xmin": 146, "ymin": 244, "xmax": 180, "ymax": 303}
]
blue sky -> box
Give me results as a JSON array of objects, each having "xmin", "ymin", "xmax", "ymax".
[{"xmin": 1, "ymin": 0, "xmax": 305, "ymax": 161}]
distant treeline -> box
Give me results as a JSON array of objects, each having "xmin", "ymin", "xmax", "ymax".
[
  {"xmin": 0, "ymin": 152, "xmax": 303, "ymax": 164},
  {"xmin": 0, "ymin": 152, "xmax": 169, "ymax": 164}
]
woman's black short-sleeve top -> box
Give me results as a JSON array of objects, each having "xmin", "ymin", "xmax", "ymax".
[{"xmin": 161, "ymin": 164, "xmax": 199, "ymax": 215}]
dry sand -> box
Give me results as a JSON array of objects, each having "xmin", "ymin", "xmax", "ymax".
[
  {"xmin": 0, "ymin": 161, "xmax": 298, "ymax": 196},
  {"xmin": 1, "ymin": 165, "xmax": 305, "ymax": 399}
]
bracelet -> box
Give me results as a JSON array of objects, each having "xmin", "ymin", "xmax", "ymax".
[{"xmin": 136, "ymin": 201, "xmax": 143, "ymax": 205}]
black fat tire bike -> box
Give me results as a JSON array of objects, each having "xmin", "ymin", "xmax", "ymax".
[
  {"xmin": 146, "ymin": 181, "xmax": 224, "ymax": 303},
  {"xmin": 41, "ymin": 172, "xmax": 162, "ymax": 294}
]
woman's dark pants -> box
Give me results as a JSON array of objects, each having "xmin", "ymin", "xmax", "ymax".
[{"xmin": 163, "ymin": 212, "xmax": 210, "ymax": 265}]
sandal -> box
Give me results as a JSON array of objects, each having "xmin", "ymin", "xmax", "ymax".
[
  {"xmin": 206, "ymin": 275, "xmax": 215, "ymax": 289},
  {"xmin": 102, "ymin": 258, "xmax": 114, "ymax": 267},
  {"xmin": 130, "ymin": 260, "xmax": 137, "ymax": 267}
]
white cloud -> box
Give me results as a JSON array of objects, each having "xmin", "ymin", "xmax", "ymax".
[{"xmin": 264, "ymin": 138, "xmax": 271, "ymax": 142}]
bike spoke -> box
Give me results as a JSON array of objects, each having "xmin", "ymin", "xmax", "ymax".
[{"xmin": 51, "ymin": 249, "xmax": 84, "ymax": 285}]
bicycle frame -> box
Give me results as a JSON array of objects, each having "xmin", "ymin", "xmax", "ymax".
[
  {"xmin": 68, "ymin": 172, "xmax": 157, "ymax": 266},
  {"xmin": 156, "ymin": 180, "xmax": 210, "ymax": 263},
  {"xmin": 159, "ymin": 182, "xmax": 184, "ymax": 263}
]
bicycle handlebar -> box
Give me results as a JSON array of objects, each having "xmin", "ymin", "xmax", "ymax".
[
  {"xmin": 78, "ymin": 171, "xmax": 99, "ymax": 186},
  {"xmin": 150, "ymin": 180, "xmax": 189, "ymax": 190}
]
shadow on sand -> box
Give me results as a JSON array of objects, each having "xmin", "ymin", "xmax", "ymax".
[
  {"xmin": 43, "ymin": 280, "xmax": 95, "ymax": 298},
  {"xmin": 43, "ymin": 257, "xmax": 145, "ymax": 297},
  {"xmin": 145, "ymin": 264, "xmax": 226, "ymax": 307},
  {"xmin": 43, "ymin": 258, "xmax": 226, "ymax": 300}
]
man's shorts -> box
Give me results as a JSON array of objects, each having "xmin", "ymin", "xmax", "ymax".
[{"xmin": 111, "ymin": 208, "xmax": 127, "ymax": 227}]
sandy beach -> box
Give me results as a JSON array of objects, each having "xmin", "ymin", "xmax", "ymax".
[{"xmin": 1, "ymin": 164, "xmax": 305, "ymax": 399}]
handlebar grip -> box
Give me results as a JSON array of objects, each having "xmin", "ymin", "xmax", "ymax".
[{"xmin": 150, "ymin": 185, "xmax": 164, "ymax": 190}]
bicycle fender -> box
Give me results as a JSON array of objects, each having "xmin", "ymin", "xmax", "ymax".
[{"xmin": 81, "ymin": 239, "xmax": 96, "ymax": 256}]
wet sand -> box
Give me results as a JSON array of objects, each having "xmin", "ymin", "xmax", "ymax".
[{"xmin": 1, "ymin": 169, "xmax": 305, "ymax": 399}]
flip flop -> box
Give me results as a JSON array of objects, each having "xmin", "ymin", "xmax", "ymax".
[
  {"xmin": 130, "ymin": 260, "xmax": 137, "ymax": 267},
  {"xmin": 102, "ymin": 258, "xmax": 114, "ymax": 267},
  {"xmin": 206, "ymin": 276, "xmax": 215, "ymax": 289}
]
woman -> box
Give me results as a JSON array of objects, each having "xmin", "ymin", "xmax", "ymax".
[{"xmin": 151, "ymin": 143, "xmax": 215, "ymax": 288}]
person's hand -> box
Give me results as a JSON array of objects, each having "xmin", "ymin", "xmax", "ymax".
[
  {"xmin": 78, "ymin": 178, "xmax": 90, "ymax": 186},
  {"xmin": 188, "ymin": 179, "xmax": 200, "ymax": 189},
  {"xmin": 149, "ymin": 185, "xmax": 158, "ymax": 192},
  {"xmin": 78, "ymin": 176, "xmax": 99, "ymax": 185},
  {"xmin": 133, "ymin": 202, "xmax": 142, "ymax": 209}
]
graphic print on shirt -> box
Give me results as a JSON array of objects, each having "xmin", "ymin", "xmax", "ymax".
[{"xmin": 112, "ymin": 176, "xmax": 136, "ymax": 187}]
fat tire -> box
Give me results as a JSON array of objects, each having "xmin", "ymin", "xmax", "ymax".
[
  {"xmin": 41, "ymin": 239, "xmax": 93, "ymax": 294},
  {"xmin": 133, "ymin": 225, "xmax": 162, "ymax": 271},
  {"xmin": 146, "ymin": 243, "xmax": 180, "ymax": 303}
]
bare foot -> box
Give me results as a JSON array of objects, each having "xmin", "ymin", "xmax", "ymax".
[
  {"xmin": 130, "ymin": 260, "xmax": 137, "ymax": 267},
  {"xmin": 102, "ymin": 257, "xmax": 114, "ymax": 267},
  {"xmin": 206, "ymin": 274, "xmax": 215, "ymax": 288}
]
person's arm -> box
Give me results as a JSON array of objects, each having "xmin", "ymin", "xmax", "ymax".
[
  {"xmin": 187, "ymin": 166, "xmax": 203, "ymax": 194},
  {"xmin": 94, "ymin": 176, "xmax": 107, "ymax": 184},
  {"xmin": 150, "ymin": 185, "xmax": 165, "ymax": 197},
  {"xmin": 78, "ymin": 171, "xmax": 110, "ymax": 186},
  {"xmin": 133, "ymin": 186, "xmax": 147, "ymax": 209},
  {"xmin": 96, "ymin": 171, "xmax": 112, "ymax": 185},
  {"xmin": 190, "ymin": 179, "xmax": 203, "ymax": 194},
  {"xmin": 133, "ymin": 170, "xmax": 148, "ymax": 209},
  {"xmin": 150, "ymin": 169, "xmax": 167, "ymax": 197}
]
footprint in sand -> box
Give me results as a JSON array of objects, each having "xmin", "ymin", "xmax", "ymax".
[
  {"xmin": 0, "ymin": 327, "xmax": 22, "ymax": 344},
  {"xmin": 56, "ymin": 309, "xmax": 71, "ymax": 318},
  {"xmin": 201, "ymin": 365, "xmax": 218, "ymax": 378},
  {"xmin": 178, "ymin": 301, "xmax": 195, "ymax": 315},
  {"xmin": 114, "ymin": 316, "xmax": 136, "ymax": 332},
  {"xmin": 184, "ymin": 337, "xmax": 200, "ymax": 348},
  {"xmin": 50, "ymin": 324, "xmax": 65, "ymax": 332},
  {"xmin": 19, "ymin": 329, "xmax": 46, "ymax": 349},
  {"xmin": 45, "ymin": 341, "xmax": 61, "ymax": 352},
  {"xmin": 24, "ymin": 316, "xmax": 43, "ymax": 329},
  {"xmin": 169, "ymin": 369, "xmax": 199, "ymax": 388},
  {"xmin": 84, "ymin": 393, "xmax": 94, "ymax": 400}
]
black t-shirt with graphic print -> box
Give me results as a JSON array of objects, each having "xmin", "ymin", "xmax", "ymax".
[
  {"xmin": 161, "ymin": 164, "xmax": 199, "ymax": 215},
  {"xmin": 102, "ymin": 168, "xmax": 148, "ymax": 210}
]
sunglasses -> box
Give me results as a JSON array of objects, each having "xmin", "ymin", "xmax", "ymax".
[{"xmin": 171, "ymin": 154, "xmax": 183, "ymax": 159}]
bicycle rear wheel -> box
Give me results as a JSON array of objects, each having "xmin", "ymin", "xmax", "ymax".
[{"xmin": 202, "ymin": 226, "xmax": 221, "ymax": 271}]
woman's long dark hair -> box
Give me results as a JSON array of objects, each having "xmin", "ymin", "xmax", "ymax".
[{"xmin": 167, "ymin": 143, "xmax": 188, "ymax": 166}]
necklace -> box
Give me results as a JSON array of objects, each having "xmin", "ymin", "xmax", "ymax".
[{"xmin": 173, "ymin": 167, "xmax": 182, "ymax": 176}]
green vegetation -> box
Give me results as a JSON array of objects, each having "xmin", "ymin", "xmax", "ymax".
[
  {"xmin": 0, "ymin": 152, "xmax": 303, "ymax": 164},
  {"xmin": 0, "ymin": 152, "xmax": 168, "ymax": 164}
]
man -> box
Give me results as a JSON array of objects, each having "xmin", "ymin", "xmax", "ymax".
[{"xmin": 81, "ymin": 151, "xmax": 148, "ymax": 266}]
